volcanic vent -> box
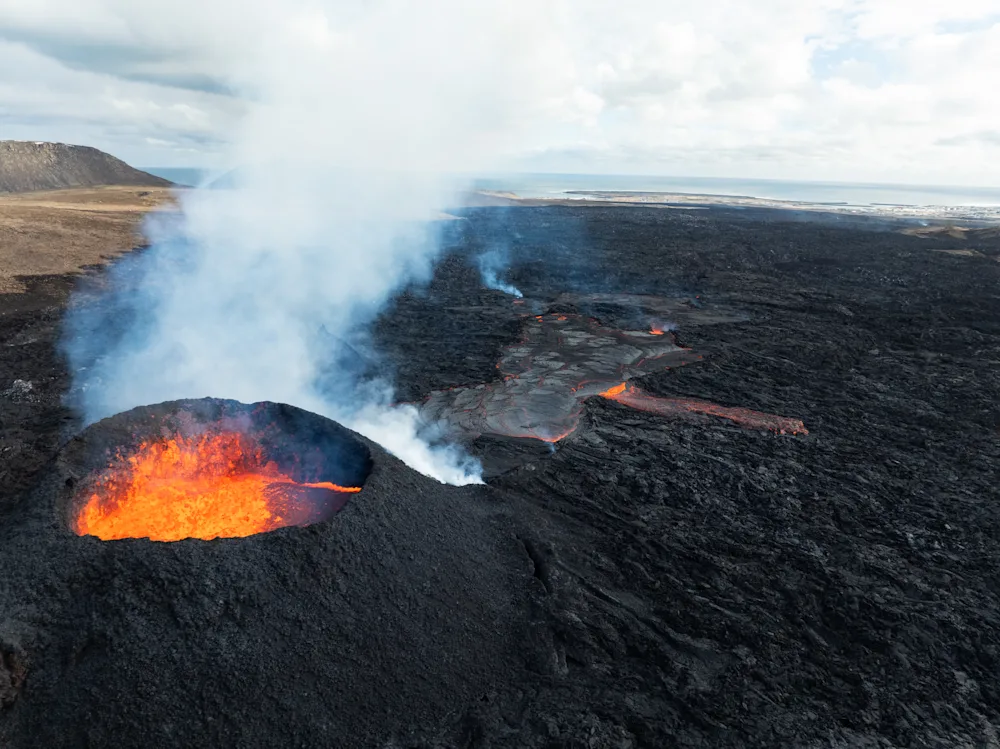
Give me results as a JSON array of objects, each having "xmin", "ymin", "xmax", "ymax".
[{"xmin": 64, "ymin": 399, "xmax": 372, "ymax": 542}]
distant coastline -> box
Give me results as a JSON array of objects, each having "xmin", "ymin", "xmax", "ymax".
[
  {"xmin": 141, "ymin": 167, "xmax": 1000, "ymax": 222},
  {"xmin": 478, "ymin": 188, "xmax": 1000, "ymax": 223},
  {"xmin": 473, "ymin": 173, "xmax": 1000, "ymax": 209}
]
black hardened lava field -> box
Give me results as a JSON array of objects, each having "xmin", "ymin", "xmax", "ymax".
[{"xmin": 2, "ymin": 204, "xmax": 1000, "ymax": 747}]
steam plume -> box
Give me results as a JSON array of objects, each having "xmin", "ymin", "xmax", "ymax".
[
  {"xmin": 61, "ymin": 1, "xmax": 566, "ymax": 485},
  {"xmin": 477, "ymin": 248, "xmax": 523, "ymax": 298}
]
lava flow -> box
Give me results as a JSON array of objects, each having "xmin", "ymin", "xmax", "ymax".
[
  {"xmin": 417, "ymin": 304, "xmax": 808, "ymax": 446},
  {"xmin": 600, "ymin": 383, "xmax": 809, "ymax": 435},
  {"xmin": 74, "ymin": 431, "xmax": 361, "ymax": 542}
]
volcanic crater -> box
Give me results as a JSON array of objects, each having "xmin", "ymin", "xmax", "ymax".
[
  {"xmin": 0, "ymin": 399, "xmax": 537, "ymax": 748},
  {"xmin": 64, "ymin": 399, "xmax": 371, "ymax": 542}
]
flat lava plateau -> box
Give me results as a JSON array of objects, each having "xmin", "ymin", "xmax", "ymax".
[{"xmin": 2, "ymin": 195, "xmax": 1000, "ymax": 748}]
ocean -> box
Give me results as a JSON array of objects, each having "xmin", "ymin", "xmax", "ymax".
[
  {"xmin": 141, "ymin": 168, "xmax": 1000, "ymax": 208},
  {"xmin": 473, "ymin": 173, "xmax": 1000, "ymax": 208},
  {"xmin": 142, "ymin": 167, "xmax": 213, "ymax": 187}
]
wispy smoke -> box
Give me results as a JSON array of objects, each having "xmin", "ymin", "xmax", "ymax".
[
  {"xmin": 649, "ymin": 320, "xmax": 677, "ymax": 333},
  {"xmin": 477, "ymin": 247, "xmax": 523, "ymax": 298},
  {"xmin": 61, "ymin": 1, "xmax": 568, "ymax": 485}
]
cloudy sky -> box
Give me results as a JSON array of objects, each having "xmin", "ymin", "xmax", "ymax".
[{"xmin": 1, "ymin": 0, "xmax": 998, "ymax": 185}]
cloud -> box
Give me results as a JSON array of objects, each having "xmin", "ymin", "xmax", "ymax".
[
  {"xmin": 847, "ymin": 0, "xmax": 1000, "ymax": 39},
  {"xmin": 0, "ymin": 0, "xmax": 998, "ymax": 183},
  {"xmin": 0, "ymin": 36, "xmax": 241, "ymax": 165},
  {"xmin": 529, "ymin": 0, "xmax": 1000, "ymax": 184},
  {"xmin": 936, "ymin": 131, "xmax": 1000, "ymax": 147}
]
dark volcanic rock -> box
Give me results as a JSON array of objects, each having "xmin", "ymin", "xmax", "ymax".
[
  {"xmin": 2, "ymin": 205, "xmax": 1000, "ymax": 747},
  {"xmin": 0, "ymin": 399, "xmax": 537, "ymax": 748},
  {"xmin": 0, "ymin": 141, "xmax": 171, "ymax": 193},
  {"xmin": 0, "ymin": 275, "xmax": 76, "ymax": 506},
  {"xmin": 380, "ymin": 206, "xmax": 1000, "ymax": 747}
]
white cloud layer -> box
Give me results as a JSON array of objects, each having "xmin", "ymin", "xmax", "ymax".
[{"xmin": 1, "ymin": 0, "xmax": 998, "ymax": 183}]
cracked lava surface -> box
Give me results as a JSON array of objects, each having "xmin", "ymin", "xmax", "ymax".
[{"xmin": 417, "ymin": 306, "xmax": 807, "ymax": 443}]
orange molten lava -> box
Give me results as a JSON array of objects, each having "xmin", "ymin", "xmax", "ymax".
[
  {"xmin": 75, "ymin": 431, "xmax": 360, "ymax": 542},
  {"xmin": 649, "ymin": 327, "xmax": 665, "ymax": 336},
  {"xmin": 600, "ymin": 383, "xmax": 808, "ymax": 435},
  {"xmin": 599, "ymin": 382, "xmax": 628, "ymax": 398}
]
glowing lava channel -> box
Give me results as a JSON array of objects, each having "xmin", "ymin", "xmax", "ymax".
[
  {"xmin": 74, "ymin": 431, "xmax": 361, "ymax": 542},
  {"xmin": 600, "ymin": 383, "xmax": 808, "ymax": 435}
]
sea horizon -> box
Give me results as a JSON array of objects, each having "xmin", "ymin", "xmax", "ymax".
[{"xmin": 141, "ymin": 167, "xmax": 1000, "ymax": 209}]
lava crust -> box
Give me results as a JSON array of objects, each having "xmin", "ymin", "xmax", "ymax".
[{"xmin": 2, "ymin": 204, "xmax": 1000, "ymax": 747}]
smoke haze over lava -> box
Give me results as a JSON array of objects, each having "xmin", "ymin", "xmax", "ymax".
[
  {"xmin": 478, "ymin": 246, "xmax": 524, "ymax": 298},
  {"xmin": 61, "ymin": 1, "xmax": 568, "ymax": 484}
]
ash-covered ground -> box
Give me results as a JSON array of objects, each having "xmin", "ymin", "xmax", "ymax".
[{"xmin": 2, "ymin": 204, "xmax": 1000, "ymax": 747}]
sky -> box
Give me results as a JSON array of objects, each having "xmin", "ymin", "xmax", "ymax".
[{"xmin": 1, "ymin": 0, "xmax": 999, "ymax": 185}]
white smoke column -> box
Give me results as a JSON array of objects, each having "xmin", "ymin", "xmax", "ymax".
[
  {"xmin": 63, "ymin": 1, "xmax": 572, "ymax": 485},
  {"xmin": 478, "ymin": 248, "xmax": 524, "ymax": 298}
]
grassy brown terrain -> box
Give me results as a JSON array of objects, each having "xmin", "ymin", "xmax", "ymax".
[{"xmin": 0, "ymin": 186, "xmax": 178, "ymax": 292}]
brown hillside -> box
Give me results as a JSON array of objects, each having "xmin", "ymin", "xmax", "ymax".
[{"xmin": 0, "ymin": 141, "xmax": 172, "ymax": 194}]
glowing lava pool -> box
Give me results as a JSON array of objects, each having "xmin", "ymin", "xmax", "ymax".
[{"xmin": 67, "ymin": 400, "xmax": 372, "ymax": 542}]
